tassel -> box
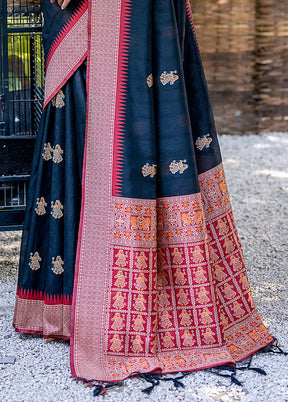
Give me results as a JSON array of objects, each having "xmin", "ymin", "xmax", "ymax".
[
  {"xmin": 249, "ymin": 368, "xmax": 267, "ymax": 375},
  {"xmin": 92, "ymin": 381, "xmax": 124, "ymax": 397},
  {"xmin": 162, "ymin": 371, "xmax": 194, "ymax": 389},
  {"xmin": 231, "ymin": 374, "xmax": 242, "ymax": 387},
  {"xmin": 82, "ymin": 378, "xmax": 94, "ymax": 387},
  {"xmin": 142, "ymin": 385, "xmax": 155, "ymax": 395},
  {"xmin": 207, "ymin": 364, "xmax": 242, "ymax": 386},
  {"xmin": 172, "ymin": 378, "xmax": 185, "ymax": 389},
  {"xmin": 138, "ymin": 373, "xmax": 160, "ymax": 395},
  {"xmin": 236, "ymin": 355, "xmax": 266, "ymax": 376},
  {"xmin": 161, "ymin": 376, "xmax": 185, "ymax": 389},
  {"xmin": 214, "ymin": 364, "xmax": 236, "ymax": 372},
  {"xmin": 258, "ymin": 338, "xmax": 288, "ymax": 356},
  {"xmin": 93, "ymin": 385, "xmax": 106, "ymax": 397}
]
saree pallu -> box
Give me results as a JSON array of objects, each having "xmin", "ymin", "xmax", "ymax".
[{"xmin": 14, "ymin": 0, "xmax": 273, "ymax": 382}]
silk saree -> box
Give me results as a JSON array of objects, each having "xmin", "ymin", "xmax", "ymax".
[{"xmin": 14, "ymin": 0, "xmax": 273, "ymax": 383}]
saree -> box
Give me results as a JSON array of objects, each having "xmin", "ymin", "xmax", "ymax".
[{"xmin": 14, "ymin": 0, "xmax": 273, "ymax": 383}]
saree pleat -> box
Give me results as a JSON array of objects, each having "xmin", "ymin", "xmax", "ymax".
[
  {"xmin": 13, "ymin": 63, "xmax": 86, "ymax": 338},
  {"xmin": 14, "ymin": 0, "xmax": 272, "ymax": 383}
]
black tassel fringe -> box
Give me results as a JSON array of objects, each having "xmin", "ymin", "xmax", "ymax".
[
  {"xmin": 138, "ymin": 373, "xmax": 160, "ymax": 395},
  {"xmin": 90, "ymin": 338, "xmax": 287, "ymax": 396},
  {"xmin": 207, "ymin": 364, "xmax": 243, "ymax": 387},
  {"xmin": 138, "ymin": 371, "xmax": 193, "ymax": 394},
  {"xmin": 258, "ymin": 338, "xmax": 288, "ymax": 356},
  {"xmin": 82, "ymin": 380, "xmax": 124, "ymax": 397}
]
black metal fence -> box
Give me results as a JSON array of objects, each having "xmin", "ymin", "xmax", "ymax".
[{"xmin": 0, "ymin": 0, "xmax": 44, "ymax": 230}]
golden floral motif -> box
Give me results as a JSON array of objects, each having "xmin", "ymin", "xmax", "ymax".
[
  {"xmin": 51, "ymin": 200, "xmax": 63, "ymax": 219},
  {"xmin": 160, "ymin": 70, "xmax": 179, "ymax": 86},
  {"xmin": 182, "ymin": 330, "xmax": 195, "ymax": 347},
  {"xmin": 114, "ymin": 270, "xmax": 127, "ymax": 288},
  {"xmin": 29, "ymin": 252, "xmax": 41, "ymax": 271},
  {"xmin": 51, "ymin": 256, "xmax": 64, "ymax": 275},
  {"xmin": 115, "ymin": 250, "xmax": 128, "ymax": 268},
  {"xmin": 203, "ymin": 328, "xmax": 216, "ymax": 344},
  {"xmin": 171, "ymin": 247, "xmax": 184, "ymax": 265},
  {"xmin": 177, "ymin": 289, "xmax": 189, "ymax": 306},
  {"xmin": 35, "ymin": 197, "xmax": 47, "ymax": 216},
  {"xmin": 146, "ymin": 73, "xmax": 154, "ymax": 88},
  {"xmin": 158, "ymin": 290, "xmax": 171, "ymax": 308},
  {"xmin": 42, "ymin": 142, "xmax": 53, "ymax": 161},
  {"xmin": 52, "ymin": 144, "xmax": 64, "ymax": 164},
  {"xmin": 142, "ymin": 163, "xmax": 157, "ymax": 178},
  {"xmin": 132, "ymin": 315, "xmax": 145, "ymax": 332},
  {"xmin": 195, "ymin": 134, "xmax": 212, "ymax": 151},
  {"xmin": 111, "ymin": 313, "xmax": 124, "ymax": 331},
  {"xmin": 113, "ymin": 292, "xmax": 126, "ymax": 310},
  {"xmin": 135, "ymin": 273, "xmax": 148, "ymax": 291},
  {"xmin": 51, "ymin": 89, "xmax": 65, "ymax": 108},
  {"xmin": 162, "ymin": 332, "xmax": 175, "ymax": 348},
  {"xmin": 135, "ymin": 252, "xmax": 148, "ymax": 269},
  {"xmin": 110, "ymin": 334, "xmax": 123, "ymax": 353},
  {"xmin": 160, "ymin": 310, "xmax": 173, "ymax": 329},
  {"xmin": 134, "ymin": 294, "xmax": 146, "ymax": 311},
  {"xmin": 131, "ymin": 335, "xmax": 144, "ymax": 353},
  {"xmin": 169, "ymin": 160, "xmax": 188, "ymax": 175}
]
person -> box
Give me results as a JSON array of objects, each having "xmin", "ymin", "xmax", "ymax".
[{"xmin": 14, "ymin": 0, "xmax": 273, "ymax": 388}]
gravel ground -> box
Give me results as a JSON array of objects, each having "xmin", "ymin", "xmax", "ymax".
[{"xmin": 0, "ymin": 133, "xmax": 288, "ymax": 402}]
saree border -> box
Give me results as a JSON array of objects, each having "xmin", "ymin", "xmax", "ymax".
[
  {"xmin": 43, "ymin": 9, "xmax": 88, "ymax": 108},
  {"xmin": 71, "ymin": 161, "xmax": 272, "ymax": 381},
  {"xmin": 186, "ymin": 0, "xmax": 198, "ymax": 41},
  {"xmin": 45, "ymin": 1, "xmax": 88, "ymax": 69},
  {"xmin": 13, "ymin": 295, "xmax": 71, "ymax": 339},
  {"xmin": 112, "ymin": 2, "xmax": 132, "ymax": 196}
]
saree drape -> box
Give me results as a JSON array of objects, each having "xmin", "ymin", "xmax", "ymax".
[{"xmin": 14, "ymin": 0, "xmax": 272, "ymax": 382}]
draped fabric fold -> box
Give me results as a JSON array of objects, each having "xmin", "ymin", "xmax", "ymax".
[
  {"xmin": 42, "ymin": 0, "xmax": 88, "ymax": 106},
  {"xmin": 71, "ymin": 0, "xmax": 272, "ymax": 381},
  {"xmin": 14, "ymin": 0, "xmax": 272, "ymax": 383}
]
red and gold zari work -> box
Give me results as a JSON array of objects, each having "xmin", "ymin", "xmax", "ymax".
[
  {"xmin": 72, "ymin": 164, "xmax": 272, "ymax": 381},
  {"xmin": 70, "ymin": 0, "xmax": 272, "ymax": 382},
  {"xmin": 13, "ymin": 291, "xmax": 71, "ymax": 339}
]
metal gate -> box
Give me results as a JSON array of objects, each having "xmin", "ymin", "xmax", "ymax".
[{"xmin": 0, "ymin": 0, "xmax": 44, "ymax": 230}]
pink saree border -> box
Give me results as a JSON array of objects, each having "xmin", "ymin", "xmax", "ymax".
[
  {"xmin": 45, "ymin": 1, "xmax": 88, "ymax": 68},
  {"xmin": 112, "ymin": 0, "xmax": 132, "ymax": 196},
  {"xmin": 70, "ymin": 0, "xmax": 123, "ymax": 380},
  {"xmin": 186, "ymin": 0, "xmax": 197, "ymax": 39},
  {"xmin": 15, "ymin": 287, "xmax": 72, "ymax": 305},
  {"xmin": 43, "ymin": 10, "xmax": 88, "ymax": 108},
  {"xmin": 13, "ymin": 295, "xmax": 71, "ymax": 339}
]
